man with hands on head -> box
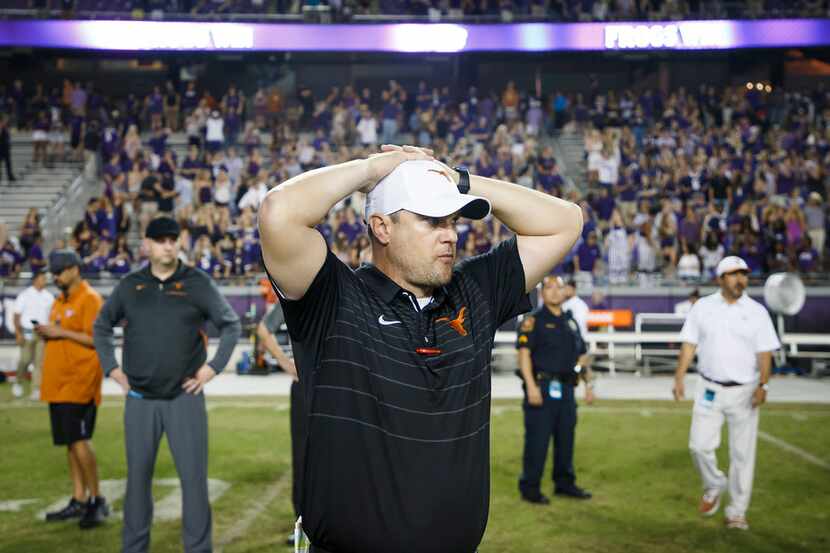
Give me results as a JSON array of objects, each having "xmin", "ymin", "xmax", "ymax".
[
  {"xmin": 93, "ymin": 216, "xmax": 241, "ymax": 553},
  {"xmin": 258, "ymin": 144, "xmax": 583, "ymax": 553},
  {"xmin": 673, "ymin": 256, "xmax": 780, "ymax": 531}
]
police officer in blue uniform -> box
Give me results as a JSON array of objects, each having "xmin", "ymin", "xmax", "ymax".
[{"xmin": 517, "ymin": 276, "xmax": 592, "ymax": 504}]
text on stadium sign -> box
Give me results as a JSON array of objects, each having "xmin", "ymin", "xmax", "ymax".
[
  {"xmin": 603, "ymin": 22, "xmax": 730, "ymax": 50},
  {"xmin": 152, "ymin": 26, "xmax": 254, "ymax": 50}
]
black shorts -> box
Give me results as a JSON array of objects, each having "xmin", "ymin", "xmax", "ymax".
[{"xmin": 49, "ymin": 402, "xmax": 97, "ymax": 446}]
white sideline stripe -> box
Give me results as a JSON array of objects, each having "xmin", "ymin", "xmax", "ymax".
[
  {"xmin": 758, "ymin": 431, "xmax": 830, "ymax": 471},
  {"xmin": 0, "ymin": 401, "xmax": 290, "ymax": 411},
  {"xmin": 0, "ymin": 499, "xmax": 37, "ymax": 512},
  {"xmin": 154, "ymin": 478, "xmax": 231, "ymax": 521},
  {"xmin": 215, "ymin": 470, "xmax": 292, "ymax": 553},
  {"xmin": 3, "ymin": 401, "xmax": 828, "ymax": 419},
  {"xmin": 490, "ymin": 405, "xmax": 830, "ymax": 418},
  {"xmin": 35, "ymin": 479, "xmax": 231, "ymax": 522}
]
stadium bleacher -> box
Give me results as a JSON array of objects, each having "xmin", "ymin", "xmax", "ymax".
[
  {"xmin": 1, "ymin": 7, "xmax": 830, "ymax": 553},
  {"xmin": 1, "ymin": 74, "xmax": 826, "ymax": 289}
]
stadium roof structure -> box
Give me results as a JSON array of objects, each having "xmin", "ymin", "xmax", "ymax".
[{"xmin": 1, "ymin": 18, "xmax": 830, "ymax": 53}]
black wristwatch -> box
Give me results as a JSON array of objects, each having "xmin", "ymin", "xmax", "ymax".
[{"xmin": 453, "ymin": 166, "xmax": 470, "ymax": 194}]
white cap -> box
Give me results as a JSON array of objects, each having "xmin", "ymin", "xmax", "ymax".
[
  {"xmin": 364, "ymin": 160, "xmax": 491, "ymax": 222},
  {"xmin": 716, "ymin": 255, "xmax": 750, "ymax": 277}
]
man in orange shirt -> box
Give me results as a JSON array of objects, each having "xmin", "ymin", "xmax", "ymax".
[{"xmin": 38, "ymin": 250, "xmax": 109, "ymax": 530}]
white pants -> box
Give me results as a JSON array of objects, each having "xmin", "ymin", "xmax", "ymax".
[
  {"xmin": 808, "ymin": 228, "xmax": 825, "ymax": 259},
  {"xmin": 689, "ymin": 378, "xmax": 759, "ymax": 518}
]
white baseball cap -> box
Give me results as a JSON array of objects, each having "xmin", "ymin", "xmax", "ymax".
[
  {"xmin": 716, "ymin": 255, "xmax": 750, "ymax": 277},
  {"xmin": 364, "ymin": 160, "xmax": 491, "ymax": 222}
]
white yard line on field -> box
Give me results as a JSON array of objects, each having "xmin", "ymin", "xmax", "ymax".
[
  {"xmin": 758, "ymin": 430, "xmax": 830, "ymax": 471},
  {"xmin": 489, "ymin": 404, "xmax": 830, "ymax": 418},
  {"xmin": 215, "ymin": 470, "xmax": 292, "ymax": 553}
]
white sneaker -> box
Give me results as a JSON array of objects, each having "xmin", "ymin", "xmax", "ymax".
[
  {"xmin": 698, "ymin": 488, "xmax": 721, "ymax": 517},
  {"xmin": 725, "ymin": 515, "xmax": 749, "ymax": 530},
  {"xmin": 29, "ymin": 388, "xmax": 40, "ymax": 401},
  {"xmin": 11, "ymin": 383, "xmax": 23, "ymax": 398}
]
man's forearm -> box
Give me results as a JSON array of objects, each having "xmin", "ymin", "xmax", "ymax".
[
  {"xmin": 257, "ymin": 325, "xmax": 295, "ymax": 375},
  {"xmin": 757, "ymin": 352, "xmax": 772, "ymax": 384},
  {"xmin": 578, "ymin": 355, "xmax": 593, "ymax": 386},
  {"xmin": 62, "ymin": 329, "xmax": 95, "ymax": 348},
  {"xmin": 209, "ymin": 319, "xmax": 242, "ymax": 373},
  {"xmin": 469, "ymin": 175, "xmax": 581, "ymax": 238},
  {"xmin": 263, "ymin": 158, "xmax": 369, "ymax": 229},
  {"xmin": 92, "ymin": 323, "xmax": 119, "ymax": 374},
  {"xmin": 468, "ymin": 173, "xmax": 582, "ymax": 290},
  {"xmin": 675, "ymin": 342, "xmax": 696, "ymax": 379},
  {"xmin": 518, "ymin": 349, "xmax": 536, "ymax": 388}
]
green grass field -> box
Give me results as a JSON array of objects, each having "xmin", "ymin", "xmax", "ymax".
[{"xmin": 1, "ymin": 388, "xmax": 828, "ymax": 553}]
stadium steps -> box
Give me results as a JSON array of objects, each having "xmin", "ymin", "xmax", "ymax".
[
  {"xmin": 553, "ymin": 131, "xmax": 587, "ymax": 191},
  {"xmin": 2, "ymin": 136, "xmax": 84, "ymax": 236}
]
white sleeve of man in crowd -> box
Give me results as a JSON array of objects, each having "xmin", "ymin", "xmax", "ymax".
[{"xmin": 13, "ymin": 290, "xmax": 26, "ymax": 315}]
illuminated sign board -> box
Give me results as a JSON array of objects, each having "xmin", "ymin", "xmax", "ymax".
[
  {"xmin": 603, "ymin": 22, "xmax": 732, "ymax": 50},
  {"xmin": 0, "ymin": 19, "xmax": 828, "ymax": 52}
]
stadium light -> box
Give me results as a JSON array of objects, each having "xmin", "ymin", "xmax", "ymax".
[
  {"xmin": 746, "ymin": 82, "xmax": 753, "ymax": 90},
  {"xmin": 765, "ymin": 85, "xmax": 773, "ymax": 93}
]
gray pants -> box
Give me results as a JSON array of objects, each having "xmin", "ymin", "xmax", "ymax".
[{"xmin": 123, "ymin": 393, "xmax": 211, "ymax": 553}]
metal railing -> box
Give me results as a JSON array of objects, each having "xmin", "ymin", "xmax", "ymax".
[
  {"xmin": 42, "ymin": 155, "xmax": 97, "ymax": 251},
  {"xmin": 493, "ymin": 330, "xmax": 830, "ymax": 376}
]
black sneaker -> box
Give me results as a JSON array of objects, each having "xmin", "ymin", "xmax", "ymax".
[
  {"xmin": 79, "ymin": 496, "xmax": 110, "ymax": 529},
  {"xmin": 554, "ymin": 485, "xmax": 592, "ymax": 500},
  {"xmin": 520, "ymin": 492, "xmax": 551, "ymax": 505},
  {"xmin": 45, "ymin": 498, "xmax": 86, "ymax": 521}
]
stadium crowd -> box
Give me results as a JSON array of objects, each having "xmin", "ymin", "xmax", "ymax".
[
  {"xmin": 0, "ymin": 76, "xmax": 827, "ymax": 286},
  {"xmin": 6, "ymin": 0, "xmax": 830, "ymax": 21},
  {"xmin": 575, "ymin": 83, "xmax": 829, "ymax": 283}
]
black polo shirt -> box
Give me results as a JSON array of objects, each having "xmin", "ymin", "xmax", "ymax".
[
  {"xmin": 274, "ymin": 236, "xmax": 530, "ymax": 553},
  {"xmin": 516, "ymin": 306, "xmax": 586, "ymax": 378}
]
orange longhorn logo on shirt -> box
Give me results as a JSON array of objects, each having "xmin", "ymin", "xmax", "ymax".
[{"xmin": 437, "ymin": 307, "xmax": 468, "ymax": 337}]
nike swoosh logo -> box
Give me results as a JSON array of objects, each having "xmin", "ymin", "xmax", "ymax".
[{"xmin": 378, "ymin": 315, "xmax": 402, "ymax": 326}]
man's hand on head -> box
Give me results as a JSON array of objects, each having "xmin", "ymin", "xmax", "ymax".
[
  {"xmin": 363, "ymin": 145, "xmax": 434, "ymax": 194},
  {"xmin": 380, "ymin": 144, "xmax": 434, "ymax": 156}
]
